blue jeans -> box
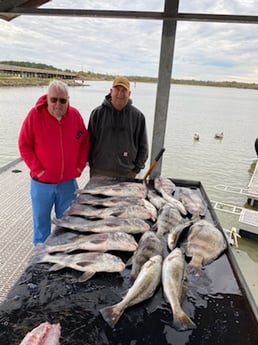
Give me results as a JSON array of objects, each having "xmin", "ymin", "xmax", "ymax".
[{"xmin": 30, "ymin": 179, "xmax": 78, "ymax": 245}]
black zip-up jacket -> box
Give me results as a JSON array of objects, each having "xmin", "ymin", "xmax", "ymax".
[{"xmin": 88, "ymin": 93, "xmax": 148, "ymax": 176}]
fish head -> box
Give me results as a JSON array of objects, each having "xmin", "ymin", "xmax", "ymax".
[
  {"xmin": 166, "ymin": 247, "xmax": 183, "ymax": 262},
  {"xmin": 147, "ymin": 254, "xmax": 163, "ymax": 267}
]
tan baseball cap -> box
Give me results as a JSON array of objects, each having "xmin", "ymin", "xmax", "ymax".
[{"xmin": 112, "ymin": 76, "xmax": 130, "ymax": 90}]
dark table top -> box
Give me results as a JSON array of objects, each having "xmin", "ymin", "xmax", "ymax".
[{"xmin": 0, "ymin": 177, "xmax": 257, "ymax": 345}]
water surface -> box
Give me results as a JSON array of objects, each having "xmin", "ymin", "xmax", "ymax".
[{"xmin": 1, "ymin": 81, "xmax": 258, "ymax": 258}]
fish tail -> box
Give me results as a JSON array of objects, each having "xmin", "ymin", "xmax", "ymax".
[
  {"xmin": 173, "ymin": 309, "xmax": 196, "ymax": 331},
  {"xmin": 52, "ymin": 217, "xmax": 62, "ymax": 227},
  {"xmin": 100, "ymin": 304, "xmax": 124, "ymax": 328},
  {"xmin": 29, "ymin": 244, "xmax": 49, "ymax": 265},
  {"xmin": 75, "ymin": 188, "xmax": 84, "ymax": 194},
  {"xmin": 63, "ymin": 206, "xmax": 77, "ymax": 216},
  {"xmin": 45, "ymin": 244, "xmax": 59, "ymax": 254},
  {"xmin": 191, "ymin": 214, "xmax": 200, "ymax": 221}
]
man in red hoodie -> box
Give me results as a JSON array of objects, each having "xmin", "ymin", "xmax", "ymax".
[{"xmin": 18, "ymin": 80, "xmax": 90, "ymax": 245}]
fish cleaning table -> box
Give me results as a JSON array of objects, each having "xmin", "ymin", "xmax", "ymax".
[{"xmin": 0, "ymin": 177, "xmax": 257, "ymax": 345}]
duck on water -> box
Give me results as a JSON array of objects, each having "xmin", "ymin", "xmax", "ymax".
[{"xmin": 214, "ymin": 131, "xmax": 224, "ymax": 139}]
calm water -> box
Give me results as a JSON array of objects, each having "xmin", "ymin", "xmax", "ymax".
[{"xmin": 1, "ymin": 81, "xmax": 258, "ymax": 258}]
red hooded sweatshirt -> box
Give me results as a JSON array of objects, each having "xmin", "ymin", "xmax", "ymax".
[{"xmin": 18, "ymin": 94, "xmax": 90, "ymax": 183}]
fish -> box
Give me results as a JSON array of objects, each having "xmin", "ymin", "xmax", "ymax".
[
  {"xmin": 154, "ymin": 176, "xmax": 176, "ymax": 196},
  {"xmin": 52, "ymin": 216, "xmax": 150, "ymax": 234},
  {"xmin": 100, "ymin": 255, "xmax": 162, "ymax": 328},
  {"xmin": 64, "ymin": 204, "xmax": 155, "ymax": 221},
  {"xmin": 162, "ymin": 248, "xmax": 196, "ymax": 331},
  {"xmin": 32, "ymin": 247, "xmax": 125, "ymax": 282},
  {"xmin": 147, "ymin": 190, "xmax": 167, "ymax": 210},
  {"xmin": 153, "ymin": 203, "xmax": 184, "ymax": 239},
  {"xmin": 167, "ymin": 220, "xmax": 192, "ymax": 251},
  {"xmin": 18, "ymin": 321, "xmax": 61, "ymax": 345},
  {"xmin": 142, "ymin": 198, "xmax": 158, "ymax": 221},
  {"xmin": 153, "ymin": 178, "xmax": 187, "ymax": 216},
  {"xmin": 76, "ymin": 181, "xmax": 147, "ymax": 199},
  {"xmin": 162, "ymin": 194, "xmax": 187, "ymax": 216},
  {"xmin": 128, "ymin": 231, "xmax": 164, "ymax": 280},
  {"xmin": 178, "ymin": 187, "xmax": 207, "ymax": 219},
  {"xmin": 74, "ymin": 194, "xmax": 147, "ymax": 207},
  {"xmin": 46, "ymin": 232, "xmax": 138, "ymax": 254},
  {"xmin": 184, "ymin": 219, "xmax": 228, "ymax": 269}
]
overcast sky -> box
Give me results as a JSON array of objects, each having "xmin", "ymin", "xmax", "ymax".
[{"xmin": 1, "ymin": 0, "xmax": 258, "ymax": 82}]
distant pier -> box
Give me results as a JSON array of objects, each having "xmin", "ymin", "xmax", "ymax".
[
  {"xmin": 246, "ymin": 161, "xmax": 258, "ymax": 207},
  {"xmin": 0, "ymin": 64, "xmax": 76, "ymax": 80}
]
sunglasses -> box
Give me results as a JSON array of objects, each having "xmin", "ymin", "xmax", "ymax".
[{"xmin": 50, "ymin": 97, "xmax": 68, "ymax": 104}]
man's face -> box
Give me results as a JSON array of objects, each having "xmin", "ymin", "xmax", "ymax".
[
  {"xmin": 110, "ymin": 86, "xmax": 131, "ymax": 111},
  {"xmin": 47, "ymin": 86, "xmax": 69, "ymax": 119}
]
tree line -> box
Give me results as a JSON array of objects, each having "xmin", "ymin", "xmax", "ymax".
[{"xmin": 1, "ymin": 60, "xmax": 258, "ymax": 90}]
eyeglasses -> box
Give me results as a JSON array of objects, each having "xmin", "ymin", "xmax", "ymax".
[{"xmin": 50, "ymin": 97, "xmax": 68, "ymax": 104}]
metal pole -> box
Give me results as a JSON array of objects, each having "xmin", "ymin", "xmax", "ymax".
[{"xmin": 150, "ymin": 0, "xmax": 179, "ymax": 178}]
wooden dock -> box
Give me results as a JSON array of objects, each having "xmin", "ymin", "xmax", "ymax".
[
  {"xmin": 214, "ymin": 162, "xmax": 258, "ymax": 236},
  {"xmin": 247, "ymin": 161, "xmax": 258, "ymax": 206},
  {"xmin": 0, "ymin": 158, "xmax": 89, "ymax": 303},
  {"xmin": 239, "ymin": 209, "xmax": 258, "ymax": 237}
]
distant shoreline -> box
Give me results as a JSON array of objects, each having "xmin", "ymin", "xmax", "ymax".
[
  {"xmin": 0, "ymin": 76, "xmax": 258, "ymax": 90},
  {"xmin": 1, "ymin": 61, "xmax": 258, "ymax": 89},
  {"xmin": 0, "ymin": 78, "xmax": 82, "ymax": 87}
]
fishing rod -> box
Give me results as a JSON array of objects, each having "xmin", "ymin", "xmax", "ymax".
[{"xmin": 143, "ymin": 147, "xmax": 165, "ymax": 185}]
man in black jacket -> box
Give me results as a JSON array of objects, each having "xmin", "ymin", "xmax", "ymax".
[{"xmin": 88, "ymin": 76, "xmax": 148, "ymax": 178}]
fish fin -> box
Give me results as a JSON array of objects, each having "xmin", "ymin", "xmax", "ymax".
[
  {"xmin": 49, "ymin": 263, "xmax": 66, "ymax": 271},
  {"xmin": 100, "ymin": 304, "xmax": 123, "ymax": 328},
  {"xmin": 29, "ymin": 244, "xmax": 49, "ymax": 265},
  {"xmin": 110, "ymin": 210, "xmax": 124, "ymax": 217},
  {"xmin": 125, "ymin": 256, "xmax": 133, "ymax": 267},
  {"xmin": 45, "ymin": 245, "xmax": 57, "ymax": 254},
  {"xmin": 78, "ymin": 271, "xmax": 96, "ymax": 282},
  {"xmin": 90, "ymin": 232, "xmax": 108, "ymax": 244},
  {"xmin": 173, "ymin": 309, "xmax": 196, "ymax": 331},
  {"xmin": 64, "ymin": 248, "xmax": 77, "ymax": 254},
  {"xmin": 120, "ymin": 289, "xmax": 129, "ymax": 299},
  {"xmin": 152, "ymin": 223, "xmax": 157, "ymax": 232},
  {"xmin": 188, "ymin": 254, "xmax": 203, "ymax": 270},
  {"xmin": 75, "ymin": 188, "xmax": 84, "ymax": 194},
  {"xmin": 63, "ymin": 206, "xmax": 79, "ymax": 216},
  {"xmin": 52, "ymin": 217, "xmax": 62, "ymax": 226},
  {"xmin": 186, "ymin": 264, "xmax": 202, "ymax": 277}
]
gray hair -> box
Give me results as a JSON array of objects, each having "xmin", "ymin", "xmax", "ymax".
[{"xmin": 48, "ymin": 79, "xmax": 69, "ymax": 95}]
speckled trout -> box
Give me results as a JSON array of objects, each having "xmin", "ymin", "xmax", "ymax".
[
  {"xmin": 162, "ymin": 248, "xmax": 196, "ymax": 331},
  {"xmin": 100, "ymin": 255, "xmax": 162, "ymax": 328}
]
